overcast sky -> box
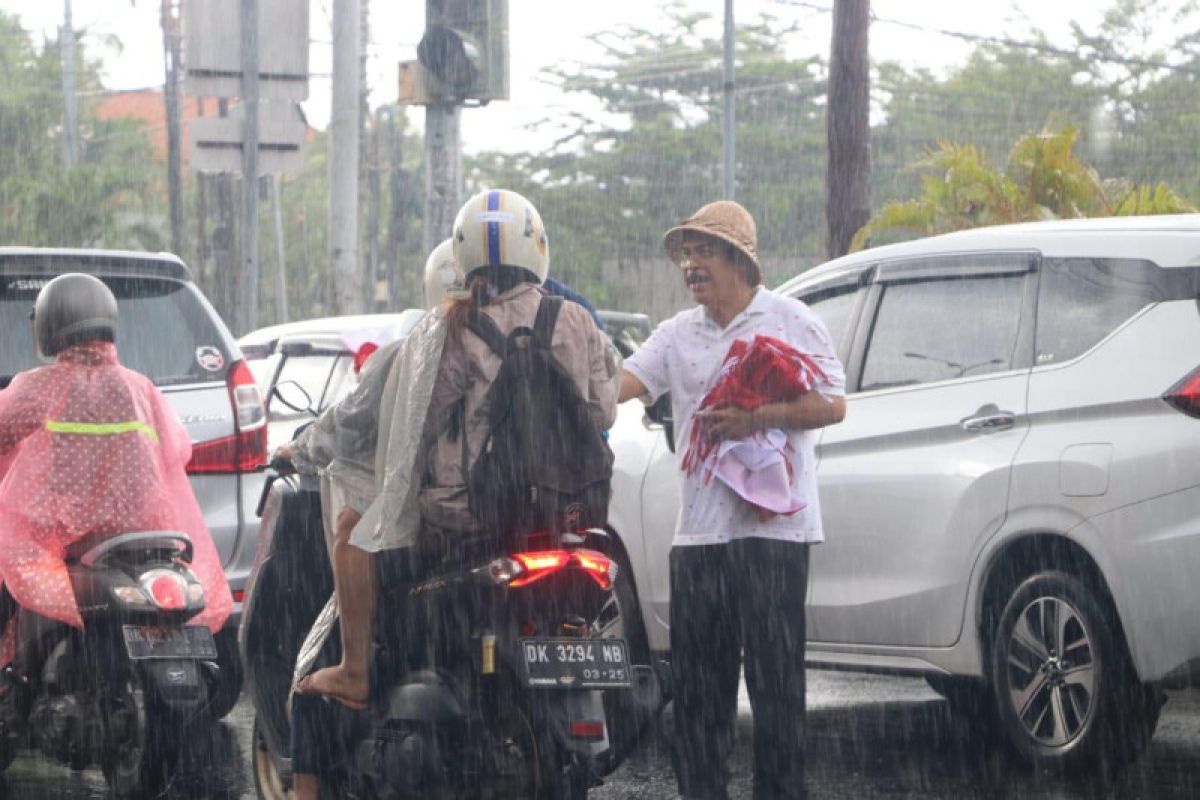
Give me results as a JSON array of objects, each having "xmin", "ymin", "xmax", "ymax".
[{"xmin": 4, "ymin": 0, "xmax": 1110, "ymax": 153}]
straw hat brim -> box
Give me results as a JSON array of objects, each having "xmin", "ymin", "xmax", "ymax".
[{"xmin": 663, "ymin": 223, "xmax": 762, "ymax": 284}]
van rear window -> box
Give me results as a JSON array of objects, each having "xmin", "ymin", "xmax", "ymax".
[{"xmin": 0, "ymin": 275, "xmax": 231, "ymax": 388}]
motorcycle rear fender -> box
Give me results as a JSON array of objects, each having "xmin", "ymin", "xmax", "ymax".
[
  {"xmin": 383, "ymin": 670, "xmax": 466, "ymax": 723},
  {"xmin": 140, "ymin": 659, "xmax": 208, "ymax": 710},
  {"xmin": 535, "ymin": 688, "xmax": 610, "ymax": 757}
]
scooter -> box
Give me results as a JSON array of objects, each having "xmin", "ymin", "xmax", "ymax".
[
  {"xmin": 0, "ymin": 530, "xmax": 219, "ymax": 797},
  {"xmin": 244, "ymin": 467, "xmax": 648, "ymax": 799}
]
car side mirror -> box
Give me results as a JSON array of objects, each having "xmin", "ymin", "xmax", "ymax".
[
  {"xmin": 272, "ymin": 380, "xmax": 317, "ymax": 417},
  {"xmin": 644, "ymin": 393, "xmax": 675, "ymax": 453}
]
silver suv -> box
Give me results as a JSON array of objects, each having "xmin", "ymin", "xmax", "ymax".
[
  {"xmin": 0, "ymin": 248, "xmax": 267, "ymax": 714},
  {"xmin": 608, "ymin": 214, "xmax": 1200, "ymax": 767}
]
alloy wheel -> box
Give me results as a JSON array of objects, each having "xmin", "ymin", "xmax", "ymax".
[{"xmin": 1003, "ymin": 595, "xmax": 1096, "ymax": 748}]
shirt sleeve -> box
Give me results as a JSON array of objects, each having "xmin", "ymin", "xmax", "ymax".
[
  {"xmin": 587, "ymin": 322, "xmax": 619, "ymax": 430},
  {"xmin": 623, "ymin": 318, "xmax": 674, "ymax": 403},
  {"xmin": 786, "ymin": 299, "xmax": 846, "ymax": 398}
]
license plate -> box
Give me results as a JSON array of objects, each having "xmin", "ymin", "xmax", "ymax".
[
  {"xmin": 521, "ymin": 638, "xmax": 631, "ymax": 689},
  {"xmin": 122, "ymin": 625, "xmax": 218, "ymax": 660}
]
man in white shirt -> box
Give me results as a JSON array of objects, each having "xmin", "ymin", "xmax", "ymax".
[{"xmin": 618, "ymin": 200, "xmax": 846, "ymax": 800}]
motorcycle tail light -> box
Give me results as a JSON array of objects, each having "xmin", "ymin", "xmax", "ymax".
[
  {"xmin": 112, "ymin": 586, "xmax": 151, "ymax": 608},
  {"xmin": 509, "ymin": 551, "xmax": 572, "ymax": 588},
  {"xmin": 142, "ymin": 572, "xmax": 188, "ymax": 611},
  {"xmin": 573, "ymin": 549, "xmax": 617, "ymax": 590},
  {"xmin": 506, "ymin": 549, "xmax": 616, "ymax": 590}
]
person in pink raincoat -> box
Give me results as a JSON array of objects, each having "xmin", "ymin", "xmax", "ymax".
[{"xmin": 0, "ymin": 273, "xmax": 231, "ymax": 665}]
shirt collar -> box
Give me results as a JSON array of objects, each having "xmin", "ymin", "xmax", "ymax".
[{"xmin": 690, "ymin": 286, "xmax": 769, "ymax": 331}]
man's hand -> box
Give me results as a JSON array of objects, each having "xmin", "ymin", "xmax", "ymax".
[{"xmin": 700, "ymin": 406, "xmax": 760, "ymax": 442}]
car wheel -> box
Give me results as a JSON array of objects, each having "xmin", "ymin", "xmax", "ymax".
[{"xmin": 991, "ymin": 570, "xmax": 1160, "ymax": 768}]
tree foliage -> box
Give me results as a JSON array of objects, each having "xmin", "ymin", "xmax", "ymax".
[
  {"xmin": 0, "ymin": 12, "xmax": 157, "ymax": 248},
  {"xmin": 852, "ymin": 126, "xmax": 1195, "ymax": 250}
]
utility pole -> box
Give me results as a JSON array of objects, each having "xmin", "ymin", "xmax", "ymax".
[
  {"xmin": 213, "ymin": 98, "xmax": 238, "ymax": 322},
  {"xmin": 824, "ymin": 0, "xmax": 871, "ymax": 259},
  {"xmin": 423, "ymin": 103, "xmax": 461, "ymax": 255},
  {"xmin": 60, "ymin": 0, "xmax": 78, "ymax": 168},
  {"xmin": 722, "ymin": 0, "xmax": 735, "ymax": 200},
  {"xmin": 330, "ymin": 0, "xmax": 362, "ymax": 314},
  {"xmin": 237, "ymin": 0, "xmax": 261, "ymax": 335},
  {"xmin": 195, "ymin": 97, "xmax": 211, "ymax": 290},
  {"xmin": 383, "ymin": 108, "xmax": 406, "ymax": 310},
  {"xmin": 366, "ymin": 116, "xmax": 382, "ymax": 310},
  {"xmin": 361, "ymin": 0, "xmax": 375, "ymax": 311},
  {"xmin": 162, "ymin": 0, "xmax": 185, "ymax": 255},
  {"xmin": 272, "ymin": 176, "xmax": 289, "ymax": 322}
]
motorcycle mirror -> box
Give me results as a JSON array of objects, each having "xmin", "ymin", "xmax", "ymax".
[{"xmin": 272, "ymin": 380, "xmax": 317, "ymax": 416}]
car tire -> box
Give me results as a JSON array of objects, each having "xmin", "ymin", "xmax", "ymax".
[{"xmin": 990, "ymin": 570, "xmax": 1161, "ymax": 768}]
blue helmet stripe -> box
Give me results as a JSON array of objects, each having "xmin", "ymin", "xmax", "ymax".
[{"xmin": 486, "ymin": 190, "xmax": 502, "ymax": 266}]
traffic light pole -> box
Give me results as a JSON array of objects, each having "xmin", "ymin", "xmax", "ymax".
[
  {"xmin": 423, "ymin": 102, "xmax": 462, "ymax": 255},
  {"xmin": 238, "ymin": 0, "xmax": 261, "ymax": 335}
]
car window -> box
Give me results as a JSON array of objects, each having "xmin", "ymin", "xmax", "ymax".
[
  {"xmin": 0, "ymin": 274, "xmax": 230, "ymax": 387},
  {"xmin": 797, "ymin": 285, "xmax": 857, "ymax": 351},
  {"xmin": 269, "ymin": 354, "xmax": 340, "ymax": 423},
  {"xmin": 321, "ymin": 357, "xmax": 357, "ymax": 411},
  {"xmin": 860, "ymin": 273, "xmax": 1025, "ymax": 391},
  {"xmin": 1035, "ymin": 257, "xmax": 1190, "ymax": 365}
]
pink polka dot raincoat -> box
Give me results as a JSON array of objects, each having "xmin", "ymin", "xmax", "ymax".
[{"xmin": 0, "ymin": 342, "xmax": 231, "ymax": 663}]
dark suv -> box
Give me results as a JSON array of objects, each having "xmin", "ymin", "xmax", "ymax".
[{"xmin": 0, "ymin": 247, "xmax": 267, "ymax": 715}]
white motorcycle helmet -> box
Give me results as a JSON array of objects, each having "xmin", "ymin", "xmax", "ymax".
[
  {"xmin": 451, "ymin": 189, "xmax": 549, "ymax": 285},
  {"xmin": 422, "ymin": 238, "xmax": 465, "ymax": 308}
]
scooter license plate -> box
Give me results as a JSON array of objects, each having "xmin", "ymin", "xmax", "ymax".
[
  {"xmin": 520, "ymin": 638, "xmax": 631, "ymax": 689},
  {"xmin": 122, "ymin": 625, "xmax": 217, "ymax": 660}
]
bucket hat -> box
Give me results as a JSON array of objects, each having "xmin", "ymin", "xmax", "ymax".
[{"xmin": 663, "ymin": 200, "xmax": 762, "ymax": 285}]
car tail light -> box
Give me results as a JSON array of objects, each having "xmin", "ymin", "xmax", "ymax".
[
  {"xmin": 1164, "ymin": 367, "xmax": 1200, "ymax": 418},
  {"xmin": 187, "ymin": 359, "xmax": 268, "ymax": 474},
  {"xmin": 353, "ymin": 342, "xmax": 379, "ymax": 375},
  {"xmin": 506, "ymin": 549, "xmax": 616, "ymax": 590}
]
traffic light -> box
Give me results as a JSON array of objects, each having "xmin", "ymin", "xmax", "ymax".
[{"xmin": 418, "ymin": 0, "xmax": 509, "ymax": 104}]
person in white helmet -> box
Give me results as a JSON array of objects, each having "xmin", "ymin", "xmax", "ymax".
[{"xmin": 291, "ymin": 190, "xmax": 618, "ymax": 714}]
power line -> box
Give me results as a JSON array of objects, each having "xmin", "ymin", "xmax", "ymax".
[{"xmin": 773, "ymin": 0, "xmax": 1200, "ymax": 77}]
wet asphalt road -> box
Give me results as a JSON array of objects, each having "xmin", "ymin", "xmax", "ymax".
[{"xmin": 4, "ymin": 672, "xmax": 1200, "ymax": 798}]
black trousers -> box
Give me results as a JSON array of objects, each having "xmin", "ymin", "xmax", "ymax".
[{"xmin": 670, "ymin": 538, "xmax": 810, "ymax": 800}]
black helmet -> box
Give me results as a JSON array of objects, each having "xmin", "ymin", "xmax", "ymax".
[{"xmin": 32, "ymin": 273, "xmax": 118, "ymax": 358}]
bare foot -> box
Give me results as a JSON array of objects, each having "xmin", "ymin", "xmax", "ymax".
[{"xmin": 294, "ymin": 665, "xmax": 369, "ymax": 710}]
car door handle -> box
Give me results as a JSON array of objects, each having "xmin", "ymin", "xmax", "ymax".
[{"xmin": 960, "ymin": 408, "xmax": 1016, "ymax": 433}]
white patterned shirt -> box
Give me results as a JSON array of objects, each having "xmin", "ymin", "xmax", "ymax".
[{"xmin": 624, "ymin": 287, "xmax": 845, "ymax": 546}]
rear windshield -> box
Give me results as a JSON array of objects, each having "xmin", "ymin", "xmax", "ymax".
[{"xmin": 0, "ymin": 275, "xmax": 232, "ymax": 388}]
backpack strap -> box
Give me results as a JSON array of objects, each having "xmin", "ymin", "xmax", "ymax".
[
  {"xmin": 465, "ymin": 308, "xmax": 508, "ymax": 358},
  {"xmin": 532, "ymin": 294, "xmax": 563, "ymax": 350}
]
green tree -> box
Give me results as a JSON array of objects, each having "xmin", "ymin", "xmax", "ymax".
[
  {"xmin": 852, "ymin": 126, "xmax": 1195, "ymax": 250},
  {"xmin": 0, "ymin": 13, "xmax": 157, "ymax": 247},
  {"xmin": 467, "ymin": 7, "xmax": 829, "ymax": 311}
]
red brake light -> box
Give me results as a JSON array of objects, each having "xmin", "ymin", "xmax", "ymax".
[
  {"xmin": 186, "ymin": 359, "xmax": 268, "ymax": 474},
  {"xmin": 1165, "ymin": 368, "xmax": 1200, "ymax": 418},
  {"xmin": 569, "ymin": 720, "xmax": 606, "ymax": 741},
  {"xmin": 147, "ymin": 574, "xmax": 187, "ymax": 610},
  {"xmin": 573, "ymin": 549, "xmax": 616, "ymax": 590},
  {"xmin": 510, "ymin": 550, "xmax": 572, "ymax": 587},
  {"xmin": 507, "ymin": 549, "xmax": 615, "ymax": 590}
]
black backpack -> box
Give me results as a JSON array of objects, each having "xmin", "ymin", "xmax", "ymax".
[{"xmin": 464, "ymin": 295, "xmax": 614, "ymax": 535}]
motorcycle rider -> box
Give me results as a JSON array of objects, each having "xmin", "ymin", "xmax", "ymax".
[
  {"xmin": 289, "ymin": 189, "xmax": 618, "ymax": 712},
  {"xmin": 0, "ymin": 273, "xmax": 231, "ymax": 669}
]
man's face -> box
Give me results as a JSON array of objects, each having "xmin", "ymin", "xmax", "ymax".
[{"xmin": 675, "ymin": 232, "xmax": 747, "ymax": 307}]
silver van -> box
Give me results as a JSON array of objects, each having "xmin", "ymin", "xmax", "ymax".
[
  {"xmin": 608, "ymin": 214, "xmax": 1200, "ymax": 767},
  {"xmin": 0, "ymin": 248, "xmax": 267, "ymax": 715}
]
